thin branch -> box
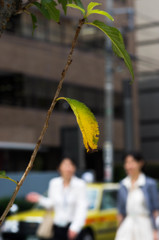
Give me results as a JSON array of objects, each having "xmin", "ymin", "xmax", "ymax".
[
  {"xmin": 16, "ymin": 0, "xmax": 36, "ymax": 15},
  {"xmin": 0, "ymin": 17, "xmax": 85, "ymax": 226}
]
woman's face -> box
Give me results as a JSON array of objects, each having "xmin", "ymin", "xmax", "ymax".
[
  {"xmin": 124, "ymin": 155, "xmax": 144, "ymax": 177},
  {"xmin": 59, "ymin": 158, "xmax": 76, "ymax": 180}
]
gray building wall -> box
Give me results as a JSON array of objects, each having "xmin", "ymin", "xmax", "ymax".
[{"xmin": 139, "ymin": 75, "xmax": 159, "ymax": 161}]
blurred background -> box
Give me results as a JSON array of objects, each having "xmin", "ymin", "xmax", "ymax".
[{"xmin": 0, "ymin": 0, "xmax": 159, "ymax": 199}]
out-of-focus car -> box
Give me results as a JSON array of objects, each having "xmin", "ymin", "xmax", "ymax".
[{"xmin": 1, "ymin": 183, "xmax": 119, "ymax": 240}]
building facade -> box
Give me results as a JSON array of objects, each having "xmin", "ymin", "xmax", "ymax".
[
  {"xmin": 135, "ymin": 0, "xmax": 159, "ymax": 170},
  {"xmin": 0, "ymin": 0, "xmax": 138, "ymax": 180}
]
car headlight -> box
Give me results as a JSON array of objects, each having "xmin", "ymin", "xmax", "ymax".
[{"xmin": 1, "ymin": 220, "xmax": 19, "ymax": 233}]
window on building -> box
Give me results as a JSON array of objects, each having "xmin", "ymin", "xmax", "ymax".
[
  {"xmin": 5, "ymin": 12, "xmax": 75, "ymax": 46},
  {"xmin": 0, "ymin": 74, "xmax": 24, "ymax": 106},
  {"xmin": 0, "ymin": 73, "xmax": 123, "ymax": 119},
  {"xmin": 6, "ymin": 15, "xmax": 21, "ymax": 34},
  {"xmin": 114, "ymin": 0, "xmax": 128, "ymax": 6},
  {"xmin": 78, "ymin": 25, "xmax": 105, "ymax": 51}
]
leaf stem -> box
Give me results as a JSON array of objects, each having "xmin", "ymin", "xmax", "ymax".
[{"xmin": 0, "ymin": 18, "xmax": 85, "ymax": 226}]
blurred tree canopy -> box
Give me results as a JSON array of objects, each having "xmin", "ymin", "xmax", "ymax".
[
  {"xmin": 0, "ymin": 0, "xmax": 22, "ymax": 35},
  {"xmin": 0, "ymin": 0, "xmax": 82, "ymax": 36}
]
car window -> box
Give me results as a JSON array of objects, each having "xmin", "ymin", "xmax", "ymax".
[
  {"xmin": 100, "ymin": 190, "xmax": 117, "ymax": 210},
  {"xmin": 87, "ymin": 188, "xmax": 99, "ymax": 210}
]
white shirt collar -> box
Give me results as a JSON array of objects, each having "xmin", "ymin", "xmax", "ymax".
[
  {"xmin": 60, "ymin": 175, "xmax": 76, "ymax": 187},
  {"xmin": 122, "ymin": 173, "xmax": 146, "ymax": 189}
]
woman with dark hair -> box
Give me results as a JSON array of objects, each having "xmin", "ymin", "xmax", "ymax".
[
  {"xmin": 26, "ymin": 157, "xmax": 88, "ymax": 240},
  {"xmin": 115, "ymin": 151, "xmax": 159, "ymax": 240}
]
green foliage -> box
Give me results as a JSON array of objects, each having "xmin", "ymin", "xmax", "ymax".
[
  {"xmin": 58, "ymin": 0, "xmax": 83, "ymax": 14},
  {"xmin": 73, "ymin": 0, "xmax": 84, "ymax": 9},
  {"xmin": 32, "ymin": 0, "xmax": 83, "ymax": 22},
  {"xmin": 67, "ymin": 1, "xmax": 114, "ymax": 21},
  {"xmin": 0, "ymin": 171, "xmax": 17, "ymax": 184},
  {"xmin": 67, "ymin": 2, "xmax": 134, "ymax": 80},
  {"xmin": 86, "ymin": 2, "xmax": 114, "ymax": 20},
  {"xmin": 31, "ymin": 13, "xmax": 38, "ymax": 35},
  {"xmin": 87, "ymin": 2, "xmax": 101, "ymax": 12},
  {"xmin": 28, "ymin": 0, "xmax": 134, "ymax": 80},
  {"xmin": 42, "ymin": 0, "xmax": 60, "ymax": 21},
  {"xmin": 66, "ymin": 3, "xmax": 85, "ymax": 16},
  {"xmin": 87, "ymin": 20, "xmax": 134, "ymax": 80},
  {"xmin": 57, "ymin": 0, "xmax": 68, "ymax": 14},
  {"xmin": 33, "ymin": 0, "xmax": 60, "ymax": 22}
]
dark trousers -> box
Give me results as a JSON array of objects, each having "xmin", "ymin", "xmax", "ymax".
[
  {"xmin": 53, "ymin": 224, "xmax": 70, "ymax": 240},
  {"xmin": 52, "ymin": 224, "xmax": 83, "ymax": 240}
]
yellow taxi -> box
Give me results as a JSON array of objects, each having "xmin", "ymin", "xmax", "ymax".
[{"xmin": 1, "ymin": 183, "xmax": 119, "ymax": 240}]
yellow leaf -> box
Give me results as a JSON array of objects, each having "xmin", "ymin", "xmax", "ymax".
[{"xmin": 57, "ymin": 97, "xmax": 99, "ymax": 152}]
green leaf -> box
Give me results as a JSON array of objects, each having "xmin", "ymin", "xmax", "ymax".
[
  {"xmin": 87, "ymin": 2, "xmax": 101, "ymax": 13},
  {"xmin": 31, "ymin": 13, "xmax": 38, "ymax": 35},
  {"xmin": 67, "ymin": 3, "xmax": 85, "ymax": 16},
  {"xmin": 57, "ymin": 0, "xmax": 68, "ymax": 14},
  {"xmin": 57, "ymin": 97, "xmax": 99, "ymax": 152},
  {"xmin": 33, "ymin": 0, "xmax": 60, "ymax": 22},
  {"xmin": 73, "ymin": 0, "xmax": 84, "ymax": 9},
  {"xmin": 57, "ymin": 0, "xmax": 84, "ymax": 14},
  {"xmin": 41, "ymin": 0, "xmax": 60, "ymax": 22},
  {"xmin": 33, "ymin": 2, "xmax": 51, "ymax": 19},
  {"xmin": 87, "ymin": 9, "xmax": 114, "ymax": 21},
  {"xmin": 0, "ymin": 171, "xmax": 17, "ymax": 184},
  {"xmin": 86, "ymin": 2, "xmax": 113, "ymax": 21},
  {"xmin": 87, "ymin": 20, "xmax": 134, "ymax": 80}
]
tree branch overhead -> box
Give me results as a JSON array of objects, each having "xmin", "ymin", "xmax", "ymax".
[{"xmin": 0, "ymin": 0, "xmax": 22, "ymax": 36}]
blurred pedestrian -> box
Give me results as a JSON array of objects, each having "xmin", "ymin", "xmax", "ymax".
[
  {"xmin": 26, "ymin": 156, "xmax": 88, "ymax": 240},
  {"xmin": 115, "ymin": 151, "xmax": 159, "ymax": 240}
]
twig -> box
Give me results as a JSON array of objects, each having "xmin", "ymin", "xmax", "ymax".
[{"xmin": 0, "ymin": 18, "xmax": 85, "ymax": 226}]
